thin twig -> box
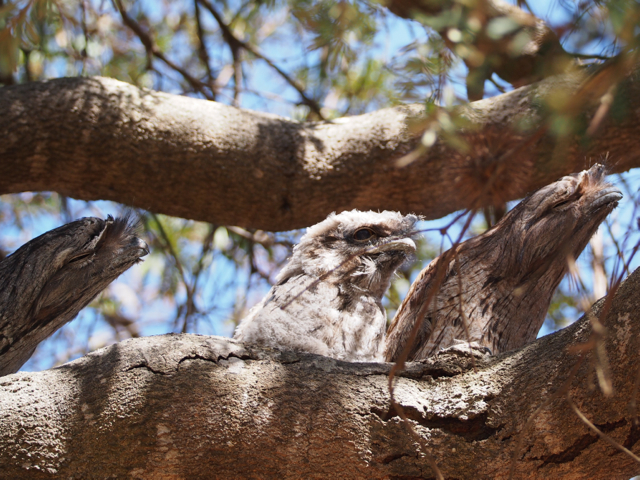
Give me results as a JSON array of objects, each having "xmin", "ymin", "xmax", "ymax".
[
  {"xmin": 113, "ymin": 0, "xmax": 214, "ymax": 100},
  {"xmin": 191, "ymin": 223, "xmax": 216, "ymax": 295},
  {"xmin": 196, "ymin": 0, "xmax": 323, "ymax": 118},
  {"xmin": 566, "ymin": 394, "xmax": 640, "ymax": 464},
  {"xmin": 194, "ymin": 0, "xmax": 216, "ymax": 97},
  {"xmin": 150, "ymin": 213, "xmax": 199, "ymax": 332},
  {"xmin": 570, "ymin": 52, "xmax": 614, "ymax": 61},
  {"xmin": 227, "ymin": 226, "xmax": 274, "ymax": 248},
  {"xmin": 488, "ymin": 76, "xmax": 506, "ymax": 93},
  {"xmin": 605, "ymin": 219, "xmax": 629, "ymax": 278}
]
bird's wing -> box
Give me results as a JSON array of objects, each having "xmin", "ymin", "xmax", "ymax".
[
  {"xmin": 234, "ymin": 274, "xmax": 340, "ymax": 357},
  {"xmin": 384, "ymin": 262, "xmax": 437, "ymax": 362}
]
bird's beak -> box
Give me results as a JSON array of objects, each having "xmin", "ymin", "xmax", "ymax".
[
  {"xmin": 135, "ymin": 238, "xmax": 150, "ymax": 258},
  {"xmin": 588, "ymin": 187, "xmax": 622, "ymax": 212},
  {"xmin": 367, "ymin": 237, "xmax": 416, "ymax": 255}
]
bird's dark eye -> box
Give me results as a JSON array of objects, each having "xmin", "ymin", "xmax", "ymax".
[
  {"xmin": 554, "ymin": 194, "xmax": 579, "ymax": 209},
  {"xmin": 353, "ymin": 228, "xmax": 375, "ymax": 241},
  {"xmin": 68, "ymin": 252, "xmax": 93, "ymax": 263}
]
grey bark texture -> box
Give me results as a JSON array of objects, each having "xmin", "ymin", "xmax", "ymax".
[
  {"xmin": 0, "ymin": 215, "xmax": 148, "ymax": 376},
  {"xmin": 2, "ymin": 72, "xmax": 640, "ymax": 232},
  {"xmin": 1, "ymin": 267, "xmax": 639, "ymax": 479}
]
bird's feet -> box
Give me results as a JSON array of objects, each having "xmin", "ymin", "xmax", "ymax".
[{"xmin": 438, "ymin": 340, "xmax": 492, "ymax": 359}]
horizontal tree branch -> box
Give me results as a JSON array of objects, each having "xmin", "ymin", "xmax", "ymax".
[
  {"xmin": 1, "ymin": 74, "xmax": 639, "ymax": 231},
  {"xmin": 1, "ymin": 268, "xmax": 639, "ymax": 478}
]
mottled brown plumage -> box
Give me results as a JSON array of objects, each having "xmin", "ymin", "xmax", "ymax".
[
  {"xmin": 0, "ymin": 214, "xmax": 148, "ymax": 376},
  {"xmin": 385, "ymin": 164, "xmax": 621, "ymax": 362}
]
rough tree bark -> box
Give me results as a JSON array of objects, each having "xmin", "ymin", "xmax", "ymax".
[
  {"xmin": 1, "ymin": 267, "xmax": 639, "ymax": 479},
  {"xmin": 1, "ymin": 71, "xmax": 640, "ymax": 231}
]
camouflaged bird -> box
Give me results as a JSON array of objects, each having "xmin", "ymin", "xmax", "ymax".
[
  {"xmin": 385, "ymin": 164, "xmax": 622, "ymax": 362},
  {"xmin": 0, "ymin": 214, "xmax": 148, "ymax": 376},
  {"xmin": 234, "ymin": 210, "xmax": 418, "ymax": 362}
]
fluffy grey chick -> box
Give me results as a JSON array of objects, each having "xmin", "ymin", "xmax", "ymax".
[
  {"xmin": 234, "ymin": 210, "xmax": 418, "ymax": 362},
  {"xmin": 385, "ymin": 163, "xmax": 622, "ymax": 362}
]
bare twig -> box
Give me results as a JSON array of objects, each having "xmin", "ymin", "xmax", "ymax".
[
  {"xmin": 566, "ymin": 394, "xmax": 640, "ymax": 464},
  {"xmin": 196, "ymin": 0, "xmax": 323, "ymax": 118},
  {"xmin": 113, "ymin": 0, "xmax": 214, "ymax": 100},
  {"xmin": 227, "ymin": 226, "xmax": 274, "ymax": 248},
  {"xmin": 149, "ymin": 213, "xmax": 199, "ymax": 332},
  {"xmin": 191, "ymin": 224, "xmax": 215, "ymax": 296},
  {"xmin": 194, "ymin": 0, "xmax": 216, "ymax": 97}
]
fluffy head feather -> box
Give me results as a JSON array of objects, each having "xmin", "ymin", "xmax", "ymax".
[
  {"xmin": 234, "ymin": 210, "xmax": 418, "ymax": 362},
  {"xmin": 278, "ymin": 209, "xmax": 418, "ymax": 296}
]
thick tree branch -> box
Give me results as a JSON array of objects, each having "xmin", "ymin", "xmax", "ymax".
[
  {"xmin": 1, "ymin": 268, "xmax": 640, "ymax": 478},
  {"xmin": 1, "ymin": 74, "xmax": 640, "ymax": 231}
]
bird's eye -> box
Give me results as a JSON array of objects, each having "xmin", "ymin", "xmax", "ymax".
[
  {"xmin": 353, "ymin": 228, "xmax": 375, "ymax": 241},
  {"xmin": 554, "ymin": 193, "xmax": 579, "ymax": 209},
  {"xmin": 68, "ymin": 252, "xmax": 93, "ymax": 264}
]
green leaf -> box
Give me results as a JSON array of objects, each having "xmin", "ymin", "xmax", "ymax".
[{"xmin": 486, "ymin": 16, "xmax": 520, "ymax": 40}]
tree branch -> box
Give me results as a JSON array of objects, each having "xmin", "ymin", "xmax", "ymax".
[
  {"xmin": 1, "ymin": 267, "xmax": 640, "ymax": 478},
  {"xmin": 193, "ymin": 0, "xmax": 217, "ymax": 98},
  {"xmin": 1, "ymin": 73, "xmax": 640, "ymax": 231},
  {"xmin": 196, "ymin": 0, "xmax": 324, "ymax": 117},
  {"xmin": 113, "ymin": 0, "xmax": 215, "ymax": 100},
  {"xmin": 384, "ymin": 0, "xmax": 573, "ymax": 99}
]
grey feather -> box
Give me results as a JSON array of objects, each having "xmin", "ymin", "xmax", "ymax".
[
  {"xmin": 385, "ymin": 163, "xmax": 622, "ymax": 362},
  {"xmin": 234, "ymin": 210, "xmax": 418, "ymax": 362},
  {"xmin": 0, "ymin": 214, "xmax": 148, "ymax": 376}
]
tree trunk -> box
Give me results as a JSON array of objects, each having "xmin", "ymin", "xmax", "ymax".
[
  {"xmin": 1, "ymin": 268, "xmax": 639, "ymax": 479},
  {"xmin": 2, "ymin": 73, "xmax": 640, "ymax": 231}
]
